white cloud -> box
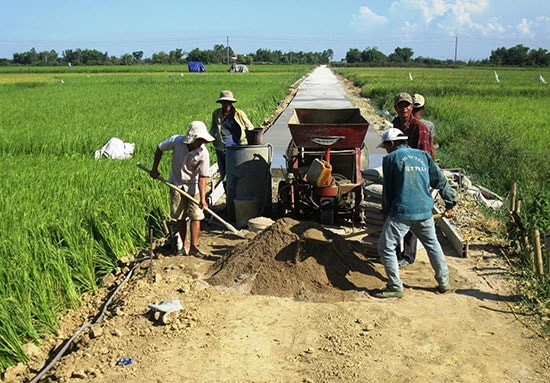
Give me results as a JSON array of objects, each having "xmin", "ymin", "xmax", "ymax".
[
  {"xmin": 348, "ymin": 1, "xmax": 547, "ymax": 59},
  {"xmin": 532, "ymin": 15, "xmax": 550, "ymax": 35},
  {"xmin": 480, "ymin": 20, "xmax": 506, "ymax": 35},
  {"xmin": 385, "ymin": 0, "xmax": 495, "ymax": 31},
  {"xmin": 517, "ymin": 18, "xmax": 532, "ymax": 37},
  {"xmin": 462, "ymin": 0, "xmax": 490, "ymax": 13},
  {"xmin": 351, "ymin": 6, "xmax": 387, "ymax": 28},
  {"xmin": 410, "ymin": 0, "xmax": 511, "ymax": 38}
]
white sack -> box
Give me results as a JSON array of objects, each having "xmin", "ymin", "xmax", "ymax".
[{"xmin": 94, "ymin": 137, "xmax": 135, "ymax": 160}]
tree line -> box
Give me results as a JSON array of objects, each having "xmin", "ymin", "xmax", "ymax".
[
  {"xmin": 2, "ymin": 44, "xmax": 548, "ymax": 67},
  {"xmin": 342, "ymin": 44, "xmax": 549, "ymax": 67},
  {"xmin": 4, "ymin": 45, "xmax": 334, "ymax": 66}
]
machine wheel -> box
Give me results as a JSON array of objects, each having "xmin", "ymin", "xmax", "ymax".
[
  {"xmin": 319, "ymin": 201, "xmax": 334, "ymax": 226},
  {"xmin": 276, "ymin": 180, "xmax": 290, "ymax": 218}
]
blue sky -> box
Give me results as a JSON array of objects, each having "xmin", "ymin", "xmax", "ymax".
[{"xmin": 1, "ymin": 0, "xmax": 548, "ymax": 61}]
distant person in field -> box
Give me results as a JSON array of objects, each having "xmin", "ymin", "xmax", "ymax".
[
  {"xmin": 391, "ymin": 92, "xmax": 436, "ymax": 268},
  {"xmin": 412, "ymin": 93, "xmax": 437, "ymax": 149},
  {"xmin": 210, "ymin": 90, "xmax": 255, "ymax": 183},
  {"xmin": 149, "ymin": 121, "xmax": 214, "ymax": 258},
  {"xmin": 373, "ymin": 128, "xmax": 457, "ymax": 298}
]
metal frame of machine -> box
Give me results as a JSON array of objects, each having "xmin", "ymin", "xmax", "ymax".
[{"xmin": 277, "ymin": 108, "xmax": 370, "ymax": 225}]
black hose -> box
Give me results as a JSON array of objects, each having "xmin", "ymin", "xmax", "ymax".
[{"xmin": 30, "ymin": 262, "xmax": 138, "ymax": 382}]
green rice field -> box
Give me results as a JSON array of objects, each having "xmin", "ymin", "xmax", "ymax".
[
  {"xmin": 1, "ymin": 64, "xmax": 549, "ymax": 371},
  {"xmin": 0, "ymin": 64, "xmax": 312, "ymax": 370},
  {"xmin": 335, "ymin": 66, "xmax": 550, "ymax": 197}
]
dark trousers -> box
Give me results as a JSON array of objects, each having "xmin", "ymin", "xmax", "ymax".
[
  {"xmin": 216, "ymin": 149, "xmax": 226, "ymax": 181},
  {"xmin": 398, "ymin": 231, "xmax": 418, "ymax": 263}
]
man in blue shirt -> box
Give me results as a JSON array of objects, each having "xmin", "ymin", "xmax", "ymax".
[{"xmin": 374, "ymin": 128, "xmax": 457, "ymax": 298}]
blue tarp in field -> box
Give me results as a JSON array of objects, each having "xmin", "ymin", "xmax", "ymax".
[{"xmin": 188, "ymin": 61, "xmax": 206, "ymax": 72}]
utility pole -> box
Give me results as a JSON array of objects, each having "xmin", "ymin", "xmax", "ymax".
[
  {"xmin": 226, "ymin": 36, "xmax": 229, "ymax": 64},
  {"xmin": 454, "ymin": 36, "xmax": 458, "ymax": 68}
]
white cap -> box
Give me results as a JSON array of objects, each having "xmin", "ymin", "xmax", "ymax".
[
  {"xmin": 413, "ymin": 94, "xmax": 425, "ymax": 108},
  {"xmin": 377, "ymin": 128, "xmax": 408, "ymax": 148},
  {"xmin": 183, "ymin": 121, "xmax": 215, "ymax": 144}
]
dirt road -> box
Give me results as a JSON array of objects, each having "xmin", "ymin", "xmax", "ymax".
[{"xmin": 11, "ymin": 216, "xmax": 549, "ymax": 383}]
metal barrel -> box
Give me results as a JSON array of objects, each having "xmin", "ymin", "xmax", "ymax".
[{"xmin": 226, "ymin": 144, "xmax": 272, "ymax": 225}]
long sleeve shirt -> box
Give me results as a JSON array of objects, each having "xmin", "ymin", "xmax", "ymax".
[
  {"xmin": 382, "ymin": 144, "xmax": 456, "ymax": 220},
  {"xmin": 392, "ymin": 116, "xmax": 436, "ymax": 160},
  {"xmin": 210, "ymin": 107, "xmax": 255, "ymax": 152}
]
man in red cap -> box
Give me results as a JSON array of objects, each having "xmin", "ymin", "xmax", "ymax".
[{"xmin": 391, "ymin": 92, "xmax": 436, "ymax": 267}]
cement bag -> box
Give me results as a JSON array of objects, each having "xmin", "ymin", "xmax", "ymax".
[
  {"xmin": 364, "ymin": 210, "xmax": 385, "ymax": 226},
  {"xmin": 361, "ymin": 166, "xmax": 383, "ymax": 182},
  {"xmin": 363, "ymin": 182, "xmax": 383, "ymax": 200},
  {"xmin": 361, "ymin": 200, "xmax": 382, "ymax": 212}
]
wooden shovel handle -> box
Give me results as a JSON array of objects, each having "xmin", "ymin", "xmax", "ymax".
[{"xmin": 136, "ymin": 163, "xmax": 246, "ymax": 239}]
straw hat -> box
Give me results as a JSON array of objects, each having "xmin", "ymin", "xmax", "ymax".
[
  {"xmin": 216, "ymin": 90, "xmax": 237, "ymax": 103},
  {"xmin": 183, "ymin": 121, "xmax": 215, "ymax": 144}
]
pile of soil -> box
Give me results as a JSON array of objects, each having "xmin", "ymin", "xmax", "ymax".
[{"xmin": 206, "ymin": 217, "xmax": 379, "ymax": 302}]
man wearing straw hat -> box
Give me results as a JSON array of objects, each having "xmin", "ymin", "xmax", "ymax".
[
  {"xmin": 150, "ymin": 121, "xmax": 215, "ymax": 258},
  {"xmin": 210, "ymin": 90, "xmax": 255, "ymax": 184}
]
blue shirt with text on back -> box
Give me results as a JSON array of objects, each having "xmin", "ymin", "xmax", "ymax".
[{"xmin": 382, "ymin": 144, "xmax": 457, "ymax": 220}]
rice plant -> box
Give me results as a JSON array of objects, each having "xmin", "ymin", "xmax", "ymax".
[{"xmin": 0, "ymin": 65, "xmax": 312, "ymax": 371}]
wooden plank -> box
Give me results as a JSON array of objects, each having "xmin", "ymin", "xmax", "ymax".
[
  {"xmin": 431, "ymin": 188, "xmax": 467, "ymax": 257},
  {"xmin": 207, "ymin": 181, "xmax": 225, "ymax": 207},
  {"xmin": 433, "ymin": 205, "xmax": 468, "ymax": 258},
  {"xmin": 206, "ymin": 163, "xmax": 225, "ymax": 206}
]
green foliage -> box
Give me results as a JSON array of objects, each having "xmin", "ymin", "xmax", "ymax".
[
  {"xmin": 335, "ymin": 67, "xmax": 549, "ymax": 199},
  {"xmin": 336, "ymin": 66, "xmax": 550, "ymax": 334},
  {"xmin": 10, "ymin": 45, "xmax": 333, "ymax": 66},
  {"xmin": 0, "ymin": 65, "xmax": 311, "ymax": 372},
  {"xmin": 340, "ymin": 44, "xmax": 550, "ymax": 67},
  {"xmin": 504, "ymin": 256, "xmax": 550, "ymax": 337},
  {"xmin": 523, "ymin": 191, "xmax": 550, "ymax": 234}
]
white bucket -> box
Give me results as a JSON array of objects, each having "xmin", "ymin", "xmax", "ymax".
[
  {"xmin": 248, "ymin": 217, "xmax": 275, "ymax": 233},
  {"xmin": 234, "ymin": 199, "xmax": 259, "ymax": 228}
]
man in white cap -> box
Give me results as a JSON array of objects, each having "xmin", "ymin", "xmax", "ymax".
[
  {"xmin": 373, "ymin": 128, "xmax": 457, "ymax": 298},
  {"xmin": 412, "ymin": 93, "xmax": 436, "ymax": 147},
  {"xmin": 210, "ymin": 90, "xmax": 255, "ymax": 183},
  {"xmin": 392, "ymin": 92, "xmax": 436, "ymax": 267},
  {"xmin": 150, "ymin": 121, "xmax": 215, "ymax": 258}
]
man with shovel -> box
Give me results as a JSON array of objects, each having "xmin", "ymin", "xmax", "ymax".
[
  {"xmin": 149, "ymin": 121, "xmax": 215, "ymax": 258},
  {"xmin": 374, "ymin": 128, "xmax": 457, "ymax": 298}
]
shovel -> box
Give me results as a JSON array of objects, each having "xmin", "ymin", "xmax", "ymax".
[{"xmin": 137, "ymin": 163, "xmax": 247, "ymax": 239}]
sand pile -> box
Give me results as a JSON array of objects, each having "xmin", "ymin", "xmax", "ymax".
[{"xmin": 206, "ymin": 218, "xmax": 382, "ymax": 302}]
